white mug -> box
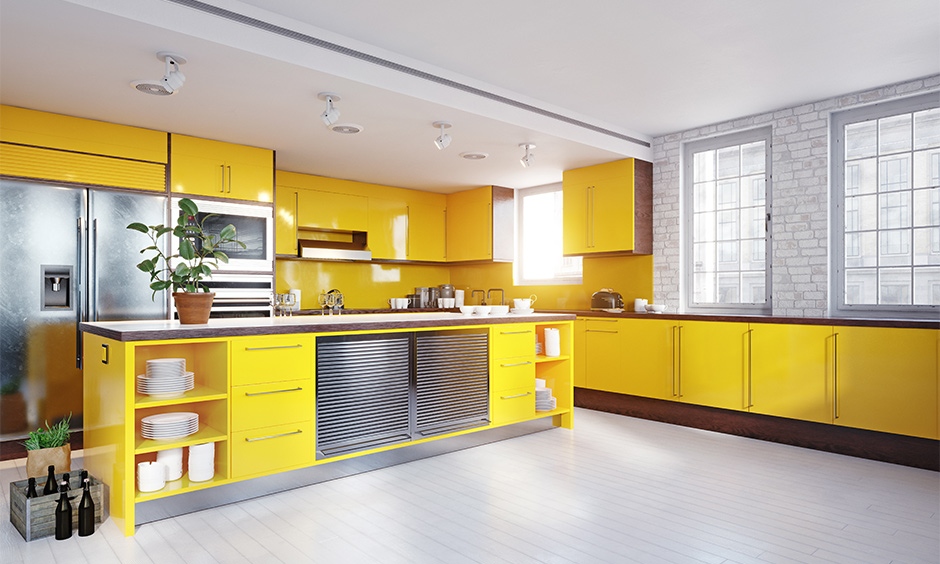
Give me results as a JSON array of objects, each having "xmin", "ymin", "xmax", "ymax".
[
  {"xmin": 389, "ymin": 298, "xmax": 408, "ymax": 309},
  {"xmin": 439, "ymin": 298, "xmax": 456, "ymax": 308},
  {"xmin": 513, "ymin": 298, "xmax": 531, "ymax": 309},
  {"xmin": 634, "ymin": 298, "xmax": 648, "ymax": 312}
]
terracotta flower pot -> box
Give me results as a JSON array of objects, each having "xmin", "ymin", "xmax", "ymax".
[
  {"xmin": 173, "ymin": 292, "xmax": 215, "ymax": 325},
  {"xmin": 26, "ymin": 444, "xmax": 71, "ymax": 479}
]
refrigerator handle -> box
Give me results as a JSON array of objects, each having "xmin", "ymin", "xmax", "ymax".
[
  {"xmin": 92, "ymin": 218, "xmax": 99, "ymax": 322},
  {"xmin": 76, "ymin": 217, "xmax": 84, "ymax": 369}
]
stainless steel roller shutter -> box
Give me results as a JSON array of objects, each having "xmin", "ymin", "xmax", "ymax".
[{"xmin": 415, "ymin": 333, "xmax": 489, "ymax": 437}]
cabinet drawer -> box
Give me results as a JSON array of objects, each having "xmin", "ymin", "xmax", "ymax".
[
  {"xmin": 232, "ymin": 379, "xmax": 314, "ymax": 432},
  {"xmin": 491, "ymin": 324, "xmax": 536, "ymax": 359},
  {"xmin": 491, "ymin": 356, "xmax": 535, "ymax": 391},
  {"xmin": 231, "ymin": 336, "xmax": 314, "ymax": 386},
  {"xmin": 490, "ymin": 385, "xmax": 535, "ymax": 424},
  {"xmin": 232, "ymin": 420, "xmax": 314, "ymax": 478}
]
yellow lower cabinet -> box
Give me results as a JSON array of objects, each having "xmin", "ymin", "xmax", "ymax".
[
  {"xmin": 677, "ymin": 320, "xmax": 748, "ymax": 411},
  {"xmin": 491, "ymin": 324, "xmax": 537, "ymax": 358},
  {"xmin": 231, "ymin": 335, "xmax": 314, "ymax": 386},
  {"xmin": 492, "ymin": 356, "xmax": 536, "ymax": 390},
  {"xmin": 232, "ymin": 379, "xmax": 314, "ymax": 432},
  {"xmin": 573, "ymin": 319, "xmax": 586, "ymax": 387},
  {"xmin": 618, "ymin": 318, "xmax": 676, "ymax": 400},
  {"xmin": 583, "ymin": 318, "xmax": 624, "ymax": 393},
  {"xmin": 749, "ymin": 323, "xmax": 833, "ymax": 424},
  {"xmin": 490, "ymin": 386, "xmax": 536, "ymax": 424},
  {"xmin": 835, "ymin": 326, "xmax": 939, "ymax": 439},
  {"xmin": 232, "ymin": 421, "xmax": 315, "ymax": 478}
]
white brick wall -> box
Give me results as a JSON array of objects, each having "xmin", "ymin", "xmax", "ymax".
[{"xmin": 652, "ymin": 75, "xmax": 940, "ymax": 317}]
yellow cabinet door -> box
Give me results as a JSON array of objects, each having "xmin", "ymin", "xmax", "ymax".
[
  {"xmin": 231, "ymin": 379, "xmax": 314, "ymax": 432},
  {"xmin": 583, "ymin": 318, "xmax": 624, "ymax": 393},
  {"xmin": 490, "ymin": 385, "xmax": 536, "ymax": 424},
  {"xmin": 408, "ymin": 201, "xmax": 446, "ymax": 261},
  {"xmin": 446, "ymin": 186, "xmax": 491, "ymax": 261},
  {"xmin": 573, "ymin": 319, "xmax": 587, "ymax": 387},
  {"xmin": 231, "ymin": 335, "xmax": 314, "ymax": 386},
  {"xmin": 618, "ymin": 318, "xmax": 676, "ymax": 400},
  {"xmin": 591, "ymin": 175, "xmax": 634, "ymax": 253},
  {"xmin": 562, "ymin": 159, "xmax": 638, "ymax": 255},
  {"xmin": 368, "ymin": 198, "xmax": 408, "ymax": 260},
  {"xmin": 275, "ymin": 187, "xmax": 298, "ymax": 256},
  {"xmin": 835, "ymin": 326, "xmax": 939, "ymax": 439},
  {"xmin": 678, "ymin": 320, "xmax": 748, "ymax": 411},
  {"xmin": 562, "ymin": 180, "xmax": 589, "ymax": 255},
  {"xmin": 750, "ymin": 323, "xmax": 833, "ymax": 424},
  {"xmin": 231, "ymin": 420, "xmax": 315, "ymax": 478},
  {"xmin": 170, "ymin": 134, "xmax": 273, "ymax": 202},
  {"xmin": 297, "ymin": 189, "xmax": 369, "ymax": 231},
  {"xmin": 491, "ymin": 324, "xmax": 537, "ymax": 359},
  {"xmin": 224, "ymin": 143, "xmax": 274, "ymax": 203},
  {"xmin": 491, "ymin": 356, "xmax": 536, "ymax": 391}
]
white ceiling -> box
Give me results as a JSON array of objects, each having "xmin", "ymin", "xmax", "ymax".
[{"xmin": 1, "ymin": 0, "xmax": 938, "ymax": 193}]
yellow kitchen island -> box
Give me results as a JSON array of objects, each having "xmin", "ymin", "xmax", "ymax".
[{"xmin": 80, "ymin": 312, "xmax": 575, "ymax": 536}]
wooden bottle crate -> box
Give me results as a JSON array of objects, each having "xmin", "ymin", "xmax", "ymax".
[{"xmin": 8, "ymin": 470, "xmax": 104, "ymax": 541}]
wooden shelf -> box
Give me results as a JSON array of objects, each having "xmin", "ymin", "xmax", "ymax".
[
  {"xmin": 135, "ymin": 471, "xmax": 229, "ymax": 501},
  {"xmin": 134, "ymin": 426, "xmax": 227, "ymax": 454},
  {"xmin": 134, "ymin": 386, "xmax": 227, "ymax": 409},
  {"xmin": 535, "ymin": 354, "xmax": 570, "ymax": 363}
]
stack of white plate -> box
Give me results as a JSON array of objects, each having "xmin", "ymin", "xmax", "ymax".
[
  {"xmin": 188, "ymin": 442, "xmax": 215, "ymax": 482},
  {"xmin": 535, "ymin": 342, "xmax": 544, "ymax": 355},
  {"xmin": 141, "ymin": 412, "xmax": 199, "ymax": 441},
  {"xmin": 156, "ymin": 447, "xmax": 184, "ymax": 481},
  {"xmin": 138, "ymin": 358, "xmax": 194, "ymax": 399},
  {"xmin": 535, "ymin": 379, "xmax": 557, "ymax": 412}
]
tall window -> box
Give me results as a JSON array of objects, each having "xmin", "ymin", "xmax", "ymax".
[
  {"xmin": 683, "ymin": 128, "xmax": 772, "ymax": 313},
  {"xmin": 514, "ymin": 183, "xmax": 582, "ymax": 285},
  {"xmin": 832, "ymin": 92, "xmax": 940, "ymax": 316}
]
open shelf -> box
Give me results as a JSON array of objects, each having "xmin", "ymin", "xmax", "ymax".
[
  {"xmin": 535, "ymin": 354, "xmax": 570, "ymax": 363},
  {"xmin": 134, "ymin": 471, "xmax": 229, "ymax": 501},
  {"xmin": 134, "ymin": 385, "xmax": 228, "ymax": 409},
  {"xmin": 135, "ymin": 426, "xmax": 227, "ymax": 454}
]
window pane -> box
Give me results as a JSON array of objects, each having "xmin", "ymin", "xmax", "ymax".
[
  {"xmin": 717, "ymin": 146, "xmax": 739, "ymax": 179},
  {"xmin": 693, "ymin": 150, "xmax": 715, "ymax": 182},
  {"xmin": 693, "ymin": 242, "xmax": 716, "ymax": 272},
  {"xmin": 878, "ymin": 156, "xmax": 910, "ymax": 192},
  {"xmin": 741, "ymin": 206, "xmax": 764, "ymax": 239},
  {"xmin": 912, "ymin": 150, "xmax": 940, "ymax": 188},
  {"xmin": 717, "ymin": 210, "xmax": 738, "ymax": 240},
  {"xmin": 694, "ymin": 181, "xmax": 716, "ymax": 212},
  {"xmin": 912, "ymin": 187, "xmax": 939, "ymax": 227},
  {"xmin": 717, "ymin": 241, "xmax": 738, "ymax": 271},
  {"xmin": 694, "ymin": 211, "xmax": 716, "ymax": 242},
  {"xmin": 847, "ymin": 194, "xmax": 877, "ymax": 231},
  {"xmin": 741, "ymin": 272, "xmax": 766, "ymax": 303},
  {"xmin": 717, "ymin": 179, "xmax": 738, "ymax": 209},
  {"xmin": 515, "ymin": 184, "xmax": 582, "ymax": 284},
  {"xmin": 694, "ymin": 272, "xmax": 716, "ymax": 303},
  {"xmin": 717, "ymin": 272, "xmax": 739, "ymax": 303},
  {"xmin": 845, "ymin": 268, "xmax": 877, "ymax": 304},
  {"xmin": 879, "ymin": 268, "xmax": 912, "ymax": 305},
  {"xmin": 914, "ymin": 108, "xmax": 940, "ymax": 150},
  {"xmin": 913, "ymin": 227, "xmax": 940, "ymax": 265},
  {"xmin": 879, "ymin": 191, "xmax": 911, "ymax": 229},
  {"xmin": 913, "ymin": 266, "xmax": 940, "ymax": 304},
  {"xmin": 846, "ymin": 120, "xmax": 877, "ymax": 159},
  {"xmin": 845, "ymin": 231, "xmax": 877, "ymax": 268},
  {"xmin": 743, "ymin": 175, "xmax": 765, "ymax": 205},
  {"xmin": 741, "ymin": 239, "xmax": 765, "ymax": 270},
  {"xmin": 847, "ymin": 158, "xmax": 877, "ymax": 195},
  {"xmin": 879, "ymin": 114, "xmax": 912, "ymax": 154},
  {"xmin": 741, "ymin": 141, "xmax": 765, "ymax": 175},
  {"xmin": 879, "ymin": 230, "xmax": 911, "ymax": 266}
]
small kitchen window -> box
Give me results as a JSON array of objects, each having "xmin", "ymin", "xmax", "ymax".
[
  {"xmin": 683, "ymin": 127, "xmax": 772, "ymax": 313},
  {"xmin": 831, "ymin": 92, "xmax": 940, "ymax": 318},
  {"xmin": 514, "ymin": 183, "xmax": 582, "ymax": 285}
]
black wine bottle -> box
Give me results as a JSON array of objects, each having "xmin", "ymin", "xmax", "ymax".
[
  {"xmin": 78, "ymin": 478, "xmax": 95, "ymax": 536},
  {"xmin": 26, "ymin": 477, "xmax": 38, "ymax": 498},
  {"xmin": 80, "ymin": 470, "xmax": 88, "ymax": 482},
  {"xmin": 61, "ymin": 473, "xmax": 71, "ymax": 491},
  {"xmin": 54, "ymin": 482, "xmax": 72, "ymax": 540},
  {"xmin": 42, "ymin": 465, "xmax": 57, "ymax": 496}
]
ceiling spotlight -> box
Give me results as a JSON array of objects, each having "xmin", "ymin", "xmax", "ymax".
[
  {"xmin": 318, "ymin": 92, "xmax": 341, "ymax": 126},
  {"xmin": 519, "ymin": 143, "xmax": 536, "ymax": 168},
  {"xmin": 433, "ymin": 121, "xmax": 452, "ymax": 150},
  {"xmin": 131, "ymin": 51, "xmax": 187, "ymax": 96}
]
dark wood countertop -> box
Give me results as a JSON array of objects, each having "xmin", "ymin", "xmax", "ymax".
[
  {"xmin": 540, "ymin": 310, "xmax": 939, "ymax": 329},
  {"xmin": 80, "ymin": 312, "xmax": 576, "ymax": 342}
]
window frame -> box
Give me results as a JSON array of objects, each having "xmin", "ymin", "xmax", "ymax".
[
  {"xmin": 830, "ymin": 92, "xmax": 940, "ymax": 319},
  {"xmin": 513, "ymin": 182, "xmax": 583, "ymax": 286},
  {"xmin": 682, "ymin": 127, "xmax": 773, "ymax": 314}
]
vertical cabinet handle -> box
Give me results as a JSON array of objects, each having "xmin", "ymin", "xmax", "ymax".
[
  {"xmin": 672, "ymin": 325, "xmax": 680, "ymax": 397},
  {"xmin": 487, "ymin": 201, "xmax": 492, "ymax": 257},
  {"xmin": 587, "ymin": 186, "xmax": 593, "ymax": 248},
  {"xmin": 293, "ymin": 191, "xmax": 299, "ymax": 251},
  {"xmin": 406, "ymin": 205, "xmax": 410, "ymax": 258},
  {"xmin": 443, "ymin": 208, "xmax": 447, "ymax": 259},
  {"xmin": 832, "ymin": 332, "xmax": 839, "ymax": 420},
  {"xmin": 76, "ymin": 217, "xmax": 84, "ymax": 369},
  {"xmin": 227, "ymin": 165, "xmax": 232, "ymax": 193},
  {"xmin": 219, "ymin": 164, "xmax": 225, "ymax": 193}
]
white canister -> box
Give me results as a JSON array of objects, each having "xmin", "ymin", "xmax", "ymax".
[
  {"xmin": 137, "ymin": 461, "xmax": 167, "ymax": 493},
  {"xmin": 188, "ymin": 442, "xmax": 215, "ymax": 482},
  {"xmin": 289, "ymin": 289, "xmax": 301, "ymax": 311},
  {"xmin": 634, "ymin": 298, "xmax": 648, "ymax": 313},
  {"xmin": 156, "ymin": 447, "xmax": 184, "ymax": 481},
  {"xmin": 454, "ymin": 289, "xmax": 465, "ymax": 307}
]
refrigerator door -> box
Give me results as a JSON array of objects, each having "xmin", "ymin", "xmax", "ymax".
[
  {"xmin": 89, "ymin": 190, "xmax": 168, "ymax": 321},
  {"xmin": 0, "ymin": 180, "xmax": 85, "ymax": 438}
]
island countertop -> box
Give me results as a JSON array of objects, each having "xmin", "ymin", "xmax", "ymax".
[{"xmin": 79, "ymin": 312, "xmax": 576, "ymax": 342}]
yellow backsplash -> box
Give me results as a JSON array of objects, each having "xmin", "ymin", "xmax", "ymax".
[{"xmin": 277, "ymin": 254, "xmax": 653, "ymax": 311}]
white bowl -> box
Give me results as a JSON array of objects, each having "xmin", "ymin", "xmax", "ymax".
[
  {"xmin": 645, "ymin": 304, "xmax": 667, "ymax": 313},
  {"xmin": 459, "ymin": 306, "xmax": 475, "ymax": 316},
  {"xmin": 475, "ymin": 305, "xmax": 491, "ymax": 315},
  {"xmin": 489, "ymin": 305, "xmax": 509, "ymax": 315}
]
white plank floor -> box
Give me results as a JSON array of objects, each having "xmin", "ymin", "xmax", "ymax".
[{"xmin": 2, "ymin": 408, "xmax": 938, "ymax": 564}]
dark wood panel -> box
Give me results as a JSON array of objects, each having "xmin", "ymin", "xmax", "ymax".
[
  {"xmin": 633, "ymin": 159, "xmax": 653, "ymax": 255},
  {"xmin": 574, "ymin": 388, "xmax": 939, "ymax": 471},
  {"xmin": 491, "ymin": 185, "xmax": 514, "ymax": 262}
]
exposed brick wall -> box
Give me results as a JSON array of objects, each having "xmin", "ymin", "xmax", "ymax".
[{"xmin": 652, "ymin": 75, "xmax": 940, "ymax": 317}]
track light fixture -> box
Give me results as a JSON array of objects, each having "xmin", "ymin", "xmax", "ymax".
[
  {"xmin": 519, "ymin": 143, "xmax": 536, "ymax": 168},
  {"xmin": 318, "ymin": 92, "xmax": 341, "ymax": 126},
  {"xmin": 433, "ymin": 121, "xmax": 452, "ymax": 150},
  {"xmin": 131, "ymin": 51, "xmax": 187, "ymax": 96}
]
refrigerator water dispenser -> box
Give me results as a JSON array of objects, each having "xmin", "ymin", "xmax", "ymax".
[{"xmin": 41, "ymin": 265, "xmax": 72, "ymax": 310}]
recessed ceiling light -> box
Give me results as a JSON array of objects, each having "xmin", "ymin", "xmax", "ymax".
[
  {"xmin": 329, "ymin": 123, "xmax": 363, "ymax": 134},
  {"xmin": 459, "ymin": 152, "xmax": 488, "ymax": 160},
  {"xmin": 131, "ymin": 51, "xmax": 187, "ymax": 96}
]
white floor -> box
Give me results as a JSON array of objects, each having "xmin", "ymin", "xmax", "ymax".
[{"xmin": 2, "ymin": 408, "xmax": 938, "ymax": 564}]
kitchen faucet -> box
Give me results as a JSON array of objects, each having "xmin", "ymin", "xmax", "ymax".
[
  {"xmin": 487, "ymin": 288, "xmax": 505, "ymax": 306},
  {"xmin": 471, "ymin": 289, "xmax": 485, "ymax": 305}
]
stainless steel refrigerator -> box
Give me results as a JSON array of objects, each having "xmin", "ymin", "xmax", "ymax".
[{"xmin": 0, "ymin": 179, "xmax": 168, "ymax": 439}]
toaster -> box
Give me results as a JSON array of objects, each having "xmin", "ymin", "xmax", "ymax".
[{"xmin": 591, "ymin": 289, "xmax": 624, "ymax": 311}]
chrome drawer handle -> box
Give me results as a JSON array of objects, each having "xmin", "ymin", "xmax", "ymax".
[
  {"xmin": 245, "ymin": 387, "xmax": 303, "ymax": 397},
  {"xmin": 245, "ymin": 429, "xmax": 302, "ymax": 442},
  {"xmin": 500, "ymin": 330, "xmax": 533, "ymax": 335},
  {"xmin": 500, "ymin": 392, "xmax": 533, "ymax": 400},
  {"xmin": 244, "ymin": 344, "xmax": 303, "ymax": 351},
  {"xmin": 585, "ymin": 330, "xmax": 618, "ymax": 334},
  {"xmin": 500, "ymin": 361, "xmax": 533, "ymax": 367}
]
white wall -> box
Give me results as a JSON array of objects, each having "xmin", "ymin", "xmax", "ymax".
[{"xmin": 651, "ymin": 75, "xmax": 940, "ymax": 317}]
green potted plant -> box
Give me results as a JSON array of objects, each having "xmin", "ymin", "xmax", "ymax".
[
  {"xmin": 127, "ymin": 198, "xmax": 245, "ymax": 324},
  {"xmin": 23, "ymin": 414, "xmax": 71, "ymax": 478}
]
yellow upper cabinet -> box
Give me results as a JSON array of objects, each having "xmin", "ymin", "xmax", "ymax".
[
  {"xmin": 170, "ymin": 134, "xmax": 273, "ymax": 202},
  {"xmin": 275, "ymin": 186, "xmax": 299, "ymax": 256},
  {"xmin": 298, "ymin": 189, "xmax": 368, "ymax": 231},
  {"xmin": 446, "ymin": 186, "xmax": 513, "ymax": 262},
  {"xmin": 749, "ymin": 323, "xmax": 833, "ymax": 424},
  {"xmin": 0, "ymin": 105, "xmax": 167, "ymax": 191},
  {"xmin": 368, "ymin": 197, "xmax": 408, "ymax": 260},
  {"xmin": 563, "ymin": 158, "xmax": 652, "ymax": 256},
  {"xmin": 834, "ymin": 326, "xmax": 938, "ymax": 440},
  {"xmin": 407, "ymin": 200, "xmax": 446, "ymax": 262}
]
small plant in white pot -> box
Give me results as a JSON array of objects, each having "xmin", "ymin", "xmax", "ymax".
[{"xmin": 127, "ymin": 198, "xmax": 245, "ymax": 324}]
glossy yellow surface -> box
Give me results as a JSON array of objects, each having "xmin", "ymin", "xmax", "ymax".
[
  {"xmin": 408, "ymin": 200, "xmax": 446, "ymax": 261},
  {"xmin": 446, "ymin": 186, "xmax": 492, "ymax": 261},
  {"xmin": 232, "ymin": 379, "xmax": 315, "ymax": 432},
  {"xmin": 275, "ymin": 186, "xmax": 299, "ymax": 256},
  {"xmin": 492, "ymin": 357, "xmax": 537, "ymax": 390},
  {"xmin": 297, "ymin": 189, "xmax": 369, "ymax": 231},
  {"xmin": 616, "ymin": 318, "xmax": 676, "ymax": 400},
  {"xmin": 230, "ymin": 335, "xmax": 314, "ymax": 386},
  {"xmin": 0, "ymin": 143, "xmax": 168, "ymax": 191},
  {"xmin": 170, "ymin": 134, "xmax": 273, "ymax": 202},
  {"xmin": 490, "ymin": 323, "xmax": 537, "ymax": 359},
  {"xmin": 583, "ymin": 318, "xmax": 624, "ymax": 393},
  {"xmin": 368, "ymin": 197, "xmax": 408, "ymax": 259},
  {"xmin": 677, "ymin": 320, "xmax": 749, "ymax": 411},
  {"xmin": 563, "ymin": 159, "xmax": 636, "ymax": 255},
  {"xmin": 572, "ymin": 319, "xmax": 587, "ymax": 387},
  {"xmin": 750, "ymin": 323, "xmax": 833, "ymax": 424},
  {"xmin": 490, "ymin": 386, "xmax": 537, "ymax": 424},
  {"xmin": 835, "ymin": 326, "xmax": 939, "ymax": 439},
  {"xmin": 232, "ymin": 420, "xmax": 316, "ymax": 478}
]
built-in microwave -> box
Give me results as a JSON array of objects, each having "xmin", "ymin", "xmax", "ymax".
[{"xmin": 171, "ymin": 197, "xmax": 274, "ymax": 274}]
